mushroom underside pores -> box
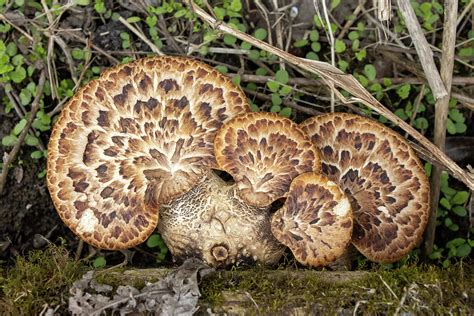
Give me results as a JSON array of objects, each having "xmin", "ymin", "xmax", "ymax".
[{"xmin": 46, "ymin": 56, "xmax": 430, "ymax": 268}]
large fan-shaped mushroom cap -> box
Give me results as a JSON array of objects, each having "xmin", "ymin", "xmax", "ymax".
[
  {"xmin": 271, "ymin": 172, "xmax": 353, "ymax": 267},
  {"xmin": 300, "ymin": 113, "xmax": 430, "ymax": 262},
  {"xmin": 214, "ymin": 112, "xmax": 321, "ymax": 207},
  {"xmin": 47, "ymin": 56, "xmax": 249, "ymax": 249}
]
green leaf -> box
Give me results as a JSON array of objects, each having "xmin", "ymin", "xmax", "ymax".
[
  {"xmin": 254, "ymin": 28, "xmax": 267, "ymax": 40},
  {"xmin": 424, "ymin": 162, "xmax": 432, "ymax": 177},
  {"xmin": 31, "ymin": 150, "xmax": 43, "ymax": 159},
  {"xmin": 72, "ymin": 48, "xmax": 84, "ymax": 60},
  {"xmin": 271, "ymin": 93, "xmax": 282, "ymax": 106},
  {"xmin": 355, "ymin": 49, "xmax": 366, "ymax": 61},
  {"xmin": 10, "ymin": 66, "xmax": 26, "ymax": 83},
  {"xmin": 215, "ymin": 65, "xmax": 228, "ymax": 74},
  {"xmin": 452, "ymin": 191, "xmax": 469, "ymax": 205},
  {"xmin": 279, "ymin": 85, "xmax": 292, "ymax": 96},
  {"xmin": 223, "ymin": 34, "xmax": 237, "ymax": 45},
  {"xmin": 446, "ymin": 118, "xmax": 456, "ymax": 135},
  {"xmin": 293, "ymin": 39, "xmax": 308, "ymax": 47},
  {"xmin": 279, "ymin": 107, "xmax": 292, "ymax": 118},
  {"xmin": 363, "ymin": 64, "xmax": 376, "ymax": 81},
  {"xmin": 270, "ymin": 105, "xmax": 281, "ymax": 113},
  {"xmin": 452, "ymin": 206, "xmax": 467, "ymax": 217},
  {"xmin": 147, "ymin": 234, "xmax": 166, "ymax": 248},
  {"xmin": 241, "ymin": 41, "xmax": 252, "ymax": 50},
  {"xmin": 396, "ymin": 84, "xmax": 411, "ymax": 99},
  {"xmin": 2, "ymin": 135, "xmax": 17, "ymax": 146},
  {"xmin": 213, "ymin": 7, "xmax": 225, "ymax": 20},
  {"xmin": 447, "ymin": 238, "xmax": 465, "ymax": 248},
  {"xmin": 449, "ymin": 108, "xmax": 465, "ymax": 123},
  {"xmin": 255, "ymin": 67, "xmax": 267, "ymax": 76},
  {"xmin": 275, "ymin": 69, "xmax": 289, "ymax": 84},
  {"xmin": 93, "ymin": 256, "xmax": 106, "ymax": 268},
  {"xmin": 338, "ymin": 60, "xmax": 349, "ymax": 72},
  {"xmin": 440, "ymin": 197, "xmax": 451, "ymax": 209},
  {"xmin": 456, "ymin": 243, "xmax": 471, "ymax": 257},
  {"xmin": 348, "ymin": 31, "xmax": 359, "ymax": 40},
  {"xmin": 311, "ymin": 42, "xmax": 321, "ymax": 52},
  {"xmin": 455, "ymin": 122, "xmax": 466, "ymax": 134},
  {"xmin": 309, "ymin": 30, "xmax": 319, "ymax": 42},
  {"xmin": 331, "ymin": 0, "xmax": 341, "ymax": 9},
  {"xmin": 127, "ymin": 16, "xmax": 141, "ymax": 23},
  {"xmin": 74, "ymin": 0, "xmax": 90, "ymax": 5},
  {"xmin": 13, "ymin": 118, "xmax": 27, "ymax": 135},
  {"xmin": 248, "ymin": 49, "xmax": 260, "ymax": 60},
  {"xmin": 231, "ymin": 75, "xmax": 240, "ymax": 86},
  {"xmin": 25, "ymin": 134, "xmax": 39, "ymax": 146},
  {"xmin": 6, "ymin": 42, "xmax": 17, "ymax": 56},
  {"xmin": 414, "ymin": 117, "xmax": 429, "ymax": 130},
  {"xmin": 335, "ymin": 39, "xmax": 346, "ymax": 53},
  {"xmin": 229, "ymin": 0, "xmax": 242, "ymax": 12},
  {"xmin": 267, "ymin": 81, "xmax": 280, "ymax": 93},
  {"xmin": 306, "ymin": 51, "xmax": 318, "ymax": 60}
]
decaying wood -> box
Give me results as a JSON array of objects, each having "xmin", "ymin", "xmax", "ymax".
[
  {"xmin": 187, "ymin": 1, "xmax": 474, "ymax": 191},
  {"xmin": 105, "ymin": 268, "xmax": 370, "ymax": 287}
]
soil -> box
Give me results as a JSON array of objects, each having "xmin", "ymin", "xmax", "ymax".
[{"xmin": 0, "ymin": 111, "xmax": 77, "ymax": 259}]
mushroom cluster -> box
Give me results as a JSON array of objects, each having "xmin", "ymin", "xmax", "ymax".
[{"xmin": 47, "ymin": 56, "xmax": 430, "ymax": 268}]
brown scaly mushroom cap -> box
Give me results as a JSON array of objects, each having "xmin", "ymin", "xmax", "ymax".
[
  {"xmin": 157, "ymin": 112, "xmax": 321, "ymax": 267},
  {"xmin": 300, "ymin": 113, "xmax": 430, "ymax": 263},
  {"xmin": 271, "ymin": 172, "xmax": 353, "ymax": 267},
  {"xmin": 214, "ymin": 112, "xmax": 321, "ymax": 207},
  {"xmin": 47, "ymin": 56, "xmax": 249, "ymax": 250}
]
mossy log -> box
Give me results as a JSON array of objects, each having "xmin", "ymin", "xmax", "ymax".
[{"xmin": 96, "ymin": 266, "xmax": 471, "ymax": 315}]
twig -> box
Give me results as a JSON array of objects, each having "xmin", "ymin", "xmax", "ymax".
[
  {"xmin": 187, "ymin": 1, "xmax": 474, "ymax": 190},
  {"xmin": 313, "ymin": 0, "xmax": 335, "ymax": 112},
  {"xmin": 0, "ymin": 70, "xmax": 46, "ymax": 195},
  {"xmin": 337, "ymin": 0, "xmax": 367, "ymax": 40},
  {"xmin": 397, "ymin": 0, "xmax": 447, "ymax": 99},
  {"xmin": 424, "ymin": 0, "xmax": 458, "ymax": 256},
  {"xmin": 118, "ymin": 16, "xmax": 164, "ymax": 56}
]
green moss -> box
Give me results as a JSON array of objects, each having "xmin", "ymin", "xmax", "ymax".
[
  {"xmin": 200, "ymin": 264, "xmax": 473, "ymax": 314},
  {"xmin": 0, "ymin": 245, "xmax": 86, "ymax": 314}
]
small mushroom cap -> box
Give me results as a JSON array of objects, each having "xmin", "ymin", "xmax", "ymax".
[
  {"xmin": 47, "ymin": 56, "xmax": 249, "ymax": 249},
  {"xmin": 300, "ymin": 113, "xmax": 430, "ymax": 263},
  {"xmin": 271, "ymin": 172, "xmax": 353, "ymax": 267},
  {"xmin": 214, "ymin": 112, "xmax": 321, "ymax": 207}
]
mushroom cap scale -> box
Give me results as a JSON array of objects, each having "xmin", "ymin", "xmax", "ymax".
[
  {"xmin": 300, "ymin": 113, "xmax": 430, "ymax": 263},
  {"xmin": 271, "ymin": 172, "xmax": 353, "ymax": 267},
  {"xmin": 214, "ymin": 112, "xmax": 321, "ymax": 207},
  {"xmin": 47, "ymin": 56, "xmax": 249, "ymax": 249}
]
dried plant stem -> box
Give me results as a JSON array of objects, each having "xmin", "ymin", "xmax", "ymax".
[
  {"xmin": 397, "ymin": 0, "xmax": 447, "ymax": 99},
  {"xmin": 187, "ymin": 1, "xmax": 474, "ymax": 190},
  {"xmin": 423, "ymin": 0, "xmax": 458, "ymax": 255},
  {"xmin": 0, "ymin": 71, "xmax": 46, "ymax": 195}
]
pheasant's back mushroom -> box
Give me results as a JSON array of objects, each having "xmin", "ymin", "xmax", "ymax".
[
  {"xmin": 300, "ymin": 113, "xmax": 430, "ymax": 262},
  {"xmin": 47, "ymin": 56, "xmax": 249, "ymax": 250},
  {"xmin": 158, "ymin": 112, "xmax": 322, "ymax": 266},
  {"xmin": 214, "ymin": 112, "xmax": 321, "ymax": 207},
  {"xmin": 271, "ymin": 172, "xmax": 353, "ymax": 267}
]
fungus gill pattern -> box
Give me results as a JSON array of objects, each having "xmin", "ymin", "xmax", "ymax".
[
  {"xmin": 300, "ymin": 113, "xmax": 430, "ymax": 263},
  {"xmin": 47, "ymin": 56, "xmax": 249, "ymax": 249}
]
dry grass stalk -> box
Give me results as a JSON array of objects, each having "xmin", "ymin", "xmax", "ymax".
[
  {"xmin": 187, "ymin": 1, "xmax": 474, "ymax": 191},
  {"xmin": 424, "ymin": 0, "xmax": 458, "ymax": 255}
]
